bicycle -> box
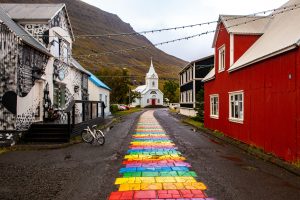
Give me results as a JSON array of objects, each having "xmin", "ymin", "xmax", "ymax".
[{"xmin": 81, "ymin": 125, "xmax": 105, "ymax": 145}]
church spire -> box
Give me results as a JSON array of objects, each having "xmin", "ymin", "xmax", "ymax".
[{"xmin": 146, "ymin": 57, "xmax": 158, "ymax": 78}]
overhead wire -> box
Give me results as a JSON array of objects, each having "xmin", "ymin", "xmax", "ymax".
[{"xmin": 73, "ymin": 3, "xmax": 300, "ymax": 59}]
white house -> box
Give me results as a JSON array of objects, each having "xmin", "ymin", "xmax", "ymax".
[
  {"xmin": 88, "ymin": 73, "xmax": 111, "ymax": 116},
  {"xmin": 0, "ymin": 3, "xmax": 107, "ymax": 144},
  {"xmin": 131, "ymin": 59, "xmax": 164, "ymax": 108}
]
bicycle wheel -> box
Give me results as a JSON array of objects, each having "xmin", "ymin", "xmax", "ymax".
[
  {"xmin": 81, "ymin": 129, "xmax": 94, "ymax": 144},
  {"xmin": 95, "ymin": 130, "xmax": 105, "ymax": 145}
]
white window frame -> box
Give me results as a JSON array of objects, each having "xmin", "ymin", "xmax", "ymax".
[
  {"xmin": 210, "ymin": 94, "xmax": 219, "ymax": 119},
  {"xmin": 229, "ymin": 91, "xmax": 244, "ymax": 123},
  {"xmin": 218, "ymin": 45, "xmax": 225, "ymax": 72}
]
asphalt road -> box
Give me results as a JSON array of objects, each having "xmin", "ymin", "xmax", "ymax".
[
  {"xmin": 0, "ymin": 109, "xmax": 300, "ymax": 200},
  {"xmin": 154, "ymin": 109, "xmax": 300, "ymax": 200}
]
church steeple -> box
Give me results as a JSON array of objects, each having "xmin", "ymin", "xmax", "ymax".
[
  {"xmin": 146, "ymin": 58, "xmax": 159, "ymax": 89},
  {"xmin": 146, "ymin": 57, "xmax": 158, "ymax": 78}
]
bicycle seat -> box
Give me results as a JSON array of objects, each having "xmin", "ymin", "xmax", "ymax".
[{"xmin": 92, "ymin": 125, "xmax": 97, "ymax": 129}]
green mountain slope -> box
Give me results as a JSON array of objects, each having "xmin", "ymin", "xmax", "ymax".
[{"xmin": 0, "ymin": 0, "xmax": 187, "ymax": 81}]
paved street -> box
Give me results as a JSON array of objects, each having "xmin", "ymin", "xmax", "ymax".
[{"xmin": 0, "ymin": 109, "xmax": 300, "ymax": 200}]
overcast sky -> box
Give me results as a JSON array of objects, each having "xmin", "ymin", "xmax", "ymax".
[{"xmin": 81, "ymin": 0, "xmax": 287, "ymax": 62}]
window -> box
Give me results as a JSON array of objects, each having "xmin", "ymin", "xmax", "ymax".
[
  {"xmin": 210, "ymin": 95, "xmax": 219, "ymax": 118},
  {"xmin": 147, "ymin": 99, "xmax": 149, "ymax": 103},
  {"xmin": 105, "ymin": 95, "xmax": 107, "ymax": 106},
  {"xmin": 99, "ymin": 94, "xmax": 103, "ymax": 101},
  {"xmin": 219, "ymin": 45, "xmax": 225, "ymax": 72},
  {"xmin": 158, "ymin": 99, "xmax": 160, "ymax": 104},
  {"xmin": 52, "ymin": 37, "xmax": 60, "ymax": 58},
  {"xmin": 152, "ymin": 81, "xmax": 155, "ymax": 87},
  {"xmin": 229, "ymin": 91, "xmax": 244, "ymax": 123},
  {"xmin": 150, "ymin": 91, "xmax": 157, "ymax": 94},
  {"xmin": 53, "ymin": 83, "xmax": 66, "ymax": 108}
]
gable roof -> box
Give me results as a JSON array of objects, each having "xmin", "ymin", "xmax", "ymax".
[
  {"xmin": 70, "ymin": 57, "xmax": 90, "ymax": 75},
  {"xmin": 202, "ymin": 67, "xmax": 215, "ymax": 82},
  {"xmin": 88, "ymin": 73, "xmax": 111, "ymax": 91},
  {"xmin": 180, "ymin": 55, "xmax": 214, "ymax": 74},
  {"xmin": 134, "ymin": 85, "xmax": 147, "ymax": 93},
  {"xmin": 212, "ymin": 15, "xmax": 270, "ymax": 47},
  {"xmin": 229, "ymin": 0, "xmax": 300, "ymax": 72},
  {"xmin": 0, "ymin": 3, "xmax": 75, "ymax": 41},
  {"xmin": 0, "ymin": 6, "xmax": 50, "ymax": 56}
]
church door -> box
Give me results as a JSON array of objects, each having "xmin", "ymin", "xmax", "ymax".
[{"xmin": 151, "ymin": 99, "xmax": 156, "ymax": 105}]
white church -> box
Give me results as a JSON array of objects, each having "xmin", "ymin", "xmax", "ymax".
[{"xmin": 131, "ymin": 59, "xmax": 164, "ymax": 108}]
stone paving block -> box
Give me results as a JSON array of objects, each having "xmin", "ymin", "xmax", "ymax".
[
  {"xmin": 140, "ymin": 183, "xmax": 163, "ymax": 190},
  {"xmin": 118, "ymin": 183, "xmax": 141, "ymax": 191},
  {"xmin": 177, "ymin": 171, "xmax": 197, "ymax": 177},
  {"xmin": 175, "ymin": 177, "xmax": 197, "ymax": 183},
  {"xmin": 182, "ymin": 182, "xmax": 207, "ymax": 190},
  {"xmin": 135, "ymin": 177, "xmax": 156, "ymax": 183},
  {"xmin": 134, "ymin": 190, "xmax": 157, "ymax": 199},
  {"xmin": 142, "ymin": 172, "xmax": 159, "ymax": 177},
  {"xmin": 162, "ymin": 182, "xmax": 185, "ymax": 190},
  {"xmin": 123, "ymin": 172, "xmax": 142, "ymax": 177},
  {"xmin": 155, "ymin": 176, "xmax": 176, "ymax": 183},
  {"xmin": 160, "ymin": 171, "xmax": 178, "ymax": 177}
]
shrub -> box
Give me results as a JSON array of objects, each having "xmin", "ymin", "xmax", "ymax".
[{"xmin": 110, "ymin": 104, "xmax": 119, "ymax": 114}]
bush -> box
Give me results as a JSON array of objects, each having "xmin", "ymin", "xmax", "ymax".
[
  {"xmin": 110, "ymin": 104, "xmax": 119, "ymax": 114},
  {"xmin": 135, "ymin": 105, "xmax": 141, "ymax": 108}
]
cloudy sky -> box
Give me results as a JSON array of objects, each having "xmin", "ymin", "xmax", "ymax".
[{"xmin": 81, "ymin": 0, "xmax": 286, "ymax": 62}]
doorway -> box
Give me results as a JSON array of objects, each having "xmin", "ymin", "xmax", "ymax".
[{"xmin": 151, "ymin": 99, "xmax": 156, "ymax": 106}]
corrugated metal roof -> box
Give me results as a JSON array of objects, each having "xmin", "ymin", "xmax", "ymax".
[
  {"xmin": 180, "ymin": 55, "xmax": 214, "ymax": 73},
  {"xmin": 89, "ymin": 73, "xmax": 111, "ymax": 91},
  {"xmin": 0, "ymin": 4, "xmax": 64, "ymax": 20},
  {"xmin": 221, "ymin": 15, "xmax": 270, "ymax": 34},
  {"xmin": 0, "ymin": 6, "xmax": 50, "ymax": 56},
  {"xmin": 134, "ymin": 85, "xmax": 147, "ymax": 93},
  {"xmin": 212, "ymin": 15, "xmax": 270, "ymax": 47},
  {"xmin": 70, "ymin": 57, "xmax": 90, "ymax": 75},
  {"xmin": 229, "ymin": 0, "xmax": 300, "ymax": 72},
  {"xmin": 0, "ymin": 3, "xmax": 75, "ymax": 41},
  {"xmin": 202, "ymin": 68, "xmax": 215, "ymax": 82}
]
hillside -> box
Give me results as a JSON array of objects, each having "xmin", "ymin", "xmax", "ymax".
[{"xmin": 0, "ymin": 0, "xmax": 187, "ymax": 81}]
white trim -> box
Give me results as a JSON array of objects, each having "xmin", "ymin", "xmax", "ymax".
[
  {"xmin": 228, "ymin": 91, "xmax": 244, "ymax": 123},
  {"xmin": 228, "ymin": 45, "xmax": 297, "ymax": 73},
  {"xmin": 230, "ymin": 34, "xmax": 234, "ymax": 66},
  {"xmin": 218, "ymin": 45, "xmax": 226, "ymax": 72},
  {"xmin": 210, "ymin": 94, "xmax": 219, "ymax": 119}
]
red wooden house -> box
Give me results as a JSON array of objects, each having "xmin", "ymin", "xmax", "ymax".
[{"xmin": 203, "ymin": 0, "xmax": 300, "ymax": 162}]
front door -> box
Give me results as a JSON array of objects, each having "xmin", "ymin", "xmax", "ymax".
[{"xmin": 151, "ymin": 99, "xmax": 156, "ymax": 106}]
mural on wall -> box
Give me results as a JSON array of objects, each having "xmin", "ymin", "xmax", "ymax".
[
  {"xmin": 18, "ymin": 44, "xmax": 48, "ymax": 97},
  {"xmin": 16, "ymin": 96, "xmax": 40, "ymax": 131},
  {"xmin": 53, "ymin": 59, "xmax": 69, "ymax": 81},
  {"xmin": 0, "ymin": 22, "xmax": 19, "ymax": 131},
  {"xmin": 22, "ymin": 24, "xmax": 49, "ymax": 46},
  {"xmin": 50, "ymin": 8, "xmax": 72, "ymax": 35}
]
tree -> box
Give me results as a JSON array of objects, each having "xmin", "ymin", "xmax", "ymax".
[
  {"xmin": 94, "ymin": 68, "xmax": 131, "ymax": 104},
  {"xmin": 163, "ymin": 80, "xmax": 179, "ymax": 103},
  {"xmin": 194, "ymin": 86, "xmax": 204, "ymax": 122}
]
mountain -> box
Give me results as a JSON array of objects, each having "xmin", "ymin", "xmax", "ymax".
[{"xmin": 0, "ymin": 0, "xmax": 187, "ymax": 82}]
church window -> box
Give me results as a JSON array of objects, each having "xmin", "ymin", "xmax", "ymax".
[
  {"xmin": 152, "ymin": 81, "xmax": 155, "ymax": 87},
  {"xmin": 150, "ymin": 91, "xmax": 157, "ymax": 94},
  {"xmin": 147, "ymin": 99, "xmax": 149, "ymax": 103}
]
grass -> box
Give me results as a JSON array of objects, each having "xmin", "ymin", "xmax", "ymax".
[
  {"xmin": 0, "ymin": 148, "xmax": 8, "ymax": 155},
  {"xmin": 169, "ymin": 108, "xmax": 179, "ymax": 113},
  {"xmin": 114, "ymin": 108, "xmax": 142, "ymax": 116},
  {"xmin": 183, "ymin": 118, "xmax": 204, "ymax": 128},
  {"xmin": 293, "ymin": 160, "xmax": 300, "ymax": 168}
]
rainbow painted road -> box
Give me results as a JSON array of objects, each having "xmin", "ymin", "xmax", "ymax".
[{"xmin": 108, "ymin": 110, "xmax": 215, "ymax": 200}]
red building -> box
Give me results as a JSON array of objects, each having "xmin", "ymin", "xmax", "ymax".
[{"xmin": 203, "ymin": 0, "xmax": 300, "ymax": 162}]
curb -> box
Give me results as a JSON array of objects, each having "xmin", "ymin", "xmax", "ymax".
[{"xmin": 169, "ymin": 111, "xmax": 300, "ymax": 176}]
